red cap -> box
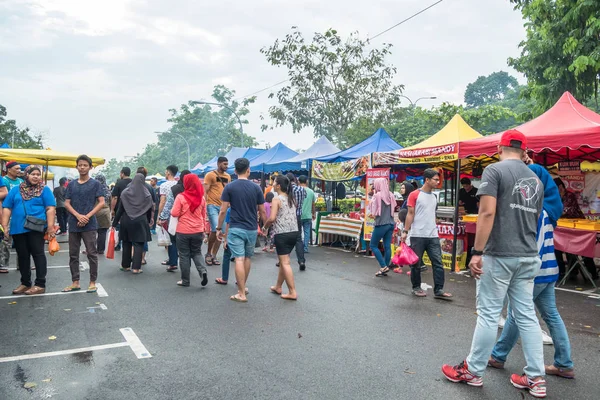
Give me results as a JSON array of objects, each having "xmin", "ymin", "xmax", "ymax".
[{"xmin": 499, "ymin": 129, "xmax": 527, "ymax": 151}]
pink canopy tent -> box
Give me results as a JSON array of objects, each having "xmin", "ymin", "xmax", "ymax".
[{"xmin": 459, "ymin": 92, "xmax": 600, "ymax": 165}]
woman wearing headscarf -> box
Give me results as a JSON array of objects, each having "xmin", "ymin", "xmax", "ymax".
[
  {"xmin": 1, "ymin": 165, "xmax": 56, "ymax": 295},
  {"xmin": 170, "ymin": 174, "xmax": 208, "ymax": 287},
  {"xmin": 368, "ymin": 178, "xmax": 397, "ymax": 277},
  {"xmin": 400, "ymin": 180, "xmax": 416, "ymax": 210},
  {"xmin": 94, "ymin": 174, "xmax": 112, "ymax": 255},
  {"xmin": 112, "ymin": 173, "xmax": 153, "ymax": 273},
  {"xmin": 171, "ymin": 170, "xmax": 191, "ymax": 199}
]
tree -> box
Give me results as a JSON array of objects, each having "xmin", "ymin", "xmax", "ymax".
[
  {"xmin": 464, "ymin": 71, "xmax": 519, "ymax": 107},
  {"xmin": 509, "ymin": 0, "xmax": 600, "ymax": 111},
  {"xmin": 261, "ymin": 27, "xmax": 404, "ymax": 147},
  {"xmin": 0, "ymin": 104, "xmax": 43, "ymax": 149}
]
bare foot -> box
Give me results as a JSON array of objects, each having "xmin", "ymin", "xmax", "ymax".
[
  {"xmin": 281, "ymin": 293, "xmax": 297, "ymax": 301},
  {"xmin": 270, "ymin": 286, "xmax": 282, "ymax": 295}
]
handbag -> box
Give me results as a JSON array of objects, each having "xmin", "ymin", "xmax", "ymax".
[{"xmin": 22, "ymin": 200, "xmax": 46, "ymax": 233}]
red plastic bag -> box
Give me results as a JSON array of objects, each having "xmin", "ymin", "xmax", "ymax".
[
  {"xmin": 392, "ymin": 243, "xmax": 419, "ymax": 266},
  {"xmin": 106, "ymin": 228, "xmax": 116, "ymax": 259}
]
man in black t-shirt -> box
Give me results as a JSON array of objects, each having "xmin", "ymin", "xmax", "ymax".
[{"xmin": 459, "ymin": 177, "xmax": 479, "ymax": 214}]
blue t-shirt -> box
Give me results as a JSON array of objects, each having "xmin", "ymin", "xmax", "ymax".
[
  {"xmin": 221, "ymin": 180, "xmax": 264, "ymax": 231},
  {"xmin": 2, "ymin": 176, "xmax": 20, "ymax": 192},
  {"xmin": 65, "ymin": 178, "xmax": 104, "ymax": 232},
  {"xmin": 3, "ymin": 186, "xmax": 56, "ymax": 235}
]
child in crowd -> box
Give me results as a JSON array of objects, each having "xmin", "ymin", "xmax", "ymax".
[
  {"xmin": 262, "ymin": 192, "xmax": 275, "ymax": 252},
  {"xmin": 393, "ymin": 208, "xmax": 411, "ymax": 275}
]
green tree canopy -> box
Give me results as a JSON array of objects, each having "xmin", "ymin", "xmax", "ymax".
[
  {"xmin": 261, "ymin": 27, "xmax": 404, "ymax": 147},
  {"xmin": 509, "ymin": 0, "xmax": 600, "ymax": 111},
  {"xmin": 0, "ymin": 104, "xmax": 43, "ymax": 149},
  {"xmin": 464, "ymin": 71, "xmax": 519, "ymax": 107}
]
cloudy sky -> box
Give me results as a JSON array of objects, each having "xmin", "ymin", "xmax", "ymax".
[{"xmin": 0, "ymin": 0, "xmax": 526, "ymax": 165}]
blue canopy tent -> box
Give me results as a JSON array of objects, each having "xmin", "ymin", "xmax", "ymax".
[
  {"xmin": 193, "ymin": 147, "xmax": 266, "ymax": 175},
  {"xmin": 315, "ymin": 128, "xmax": 402, "ymax": 163},
  {"xmin": 263, "ymin": 136, "xmax": 340, "ymax": 173},
  {"xmin": 191, "ymin": 156, "xmax": 217, "ymax": 174},
  {"xmin": 228, "ymin": 142, "xmax": 297, "ymax": 175}
]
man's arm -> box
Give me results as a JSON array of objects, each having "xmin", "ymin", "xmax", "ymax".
[
  {"xmin": 111, "ymin": 196, "xmax": 118, "ymax": 214},
  {"xmin": 88, "ymin": 197, "xmax": 105, "ymax": 218},
  {"xmin": 65, "ymin": 199, "xmax": 88, "ymax": 224},
  {"xmin": 216, "ymin": 201, "xmax": 230, "ymax": 240},
  {"xmin": 158, "ymin": 195, "xmax": 167, "ymax": 220},
  {"xmin": 469, "ymin": 195, "xmax": 497, "ymax": 279},
  {"xmin": 0, "ymin": 186, "xmax": 7, "ymax": 202},
  {"xmin": 258, "ymin": 204, "xmax": 267, "ymax": 226}
]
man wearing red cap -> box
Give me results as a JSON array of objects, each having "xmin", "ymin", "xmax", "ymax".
[{"xmin": 442, "ymin": 130, "xmax": 548, "ymax": 398}]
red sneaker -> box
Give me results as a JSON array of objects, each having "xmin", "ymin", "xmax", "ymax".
[
  {"xmin": 442, "ymin": 360, "xmax": 483, "ymax": 387},
  {"xmin": 510, "ymin": 374, "xmax": 546, "ymax": 398}
]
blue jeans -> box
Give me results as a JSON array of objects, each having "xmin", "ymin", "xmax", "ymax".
[
  {"xmin": 492, "ymin": 281, "xmax": 573, "ymax": 369},
  {"xmin": 370, "ymin": 224, "xmax": 394, "ymax": 268},
  {"xmin": 301, "ymin": 219, "xmax": 312, "ymax": 252},
  {"xmin": 222, "ymin": 244, "xmax": 232, "ymax": 281},
  {"xmin": 466, "ymin": 256, "xmax": 544, "ymax": 378},
  {"xmin": 409, "ymin": 237, "xmax": 445, "ymax": 293},
  {"xmin": 167, "ymin": 233, "xmax": 178, "ymax": 266}
]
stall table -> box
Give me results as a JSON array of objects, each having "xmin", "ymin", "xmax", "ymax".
[{"xmin": 317, "ymin": 215, "xmax": 363, "ymax": 250}]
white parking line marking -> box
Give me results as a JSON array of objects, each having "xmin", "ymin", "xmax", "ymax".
[
  {"xmin": 0, "ymin": 290, "xmax": 88, "ymax": 300},
  {"xmin": 120, "ymin": 328, "xmax": 152, "ymax": 359},
  {"xmin": 10, "ymin": 250, "xmax": 69, "ymax": 254},
  {"xmin": 0, "ymin": 328, "xmax": 151, "ymax": 363},
  {"xmin": 81, "ymin": 261, "xmax": 89, "ymax": 271},
  {"xmin": 6, "ymin": 263, "xmax": 85, "ymax": 271},
  {"xmin": 96, "ymin": 283, "xmax": 108, "ymax": 297},
  {"xmin": 555, "ymin": 287, "xmax": 598, "ymax": 296}
]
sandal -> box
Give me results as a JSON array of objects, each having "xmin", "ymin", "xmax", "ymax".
[
  {"xmin": 176, "ymin": 280, "xmax": 189, "ymax": 287},
  {"xmin": 0, "ymin": 268, "xmax": 9, "ymax": 274},
  {"xmin": 412, "ymin": 289, "xmax": 427, "ymax": 297},
  {"xmin": 205, "ymin": 255, "xmax": 214, "ymax": 265},
  {"xmin": 62, "ymin": 285, "xmax": 81, "ymax": 292},
  {"xmin": 166, "ymin": 266, "xmax": 178, "ymax": 272},
  {"xmin": 132, "ymin": 270, "xmax": 143, "ymax": 274},
  {"xmin": 86, "ymin": 285, "xmax": 97, "ymax": 293},
  {"xmin": 434, "ymin": 292, "xmax": 453, "ymax": 301},
  {"xmin": 375, "ymin": 267, "xmax": 389, "ymax": 277},
  {"xmin": 212, "ymin": 259, "xmax": 221, "ymax": 266},
  {"xmin": 141, "ymin": 260, "xmax": 147, "ymax": 265},
  {"xmin": 270, "ymin": 286, "xmax": 282, "ymax": 295},
  {"xmin": 215, "ymin": 278, "xmax": 228, "ymax": 285},
  {"xmin": 161, "ymin": 260, "xmax": 169, "ymax": 266},
  {"xmin": 230, "ymin": 294, "xmax": 247, "ymax": 303}
]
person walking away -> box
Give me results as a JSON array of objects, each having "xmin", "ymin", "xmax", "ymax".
[
  {"xmin": 215, "ymin": 208, "xmax": 234, "ymax": 285},
  {"xmin": 111, "ymin": 167, "xmax": 132, "ymax": 251},
  {"xmin": 112, "ymin": 173, "xmax": 153, "ymax": 274},
  {"xmin": 63, "ymin": 155, "xmax": 105, "ymax": 293},
  {"xmin": 286, "ymin": 173, "xmax": 306, "ymax": 271},
  {"xmin": 203, "ymin": 157, "xmax": 230, "ymax": 267},
  {"xmin": 402, "ymin": 169, "xmax": 452, "ymax": 299},
  {"xmin": 217, "ymin": 158, "xmax": 266, "ymax": 302},
  {"xmin": 94, "ymin": 174, "xmax": 112, "ymax": 255},
  {"xmin": 442, "ymin": 130, "xmax": 547, "ymax": 398},
  {"xmin": 298, "ymin": 175, "xmax": 315, "ymax": 253},
  {"xmin": 150, "ymin": 177, "xmax": 160, "ymax": 234},
  {"xmin": 171, "ymin": 174, "xmax": 208, "ymax": 287},
  {"xmin": 1, "ymin": 165, "xmax": 56, "ymax": 294},
  {"xmin": 53, "ymin": 177, "xmax": 68, "ymax": 235},
  {"xmin": 459, "ymin": 177, "xmax": 479, "ymax": 214},
  {"xmin": 553, "ymin": 177, "xmax": 598, "ymax": 280},
  {"xmin": 158, "ymin": 165, "xmax": 179, "ymax": 272},
  {"xmin": 264, "ymin": 175, "xmax": 299, "ymax": 300},
  {"xmin": 488, "ymin": 155, "xmax": 574, "ymax": 380},
  {"xmin": 369, "ymin": 178, "xmax": 397, "ymax": 277},
  {"xmin": 136, "ymin": 167, "xmax": 156, "ymax": 266}
]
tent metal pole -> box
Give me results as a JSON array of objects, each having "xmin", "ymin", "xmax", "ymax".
[{"xmin": 450, "ymin": 160, "xmax": 461, "ymax": 272}]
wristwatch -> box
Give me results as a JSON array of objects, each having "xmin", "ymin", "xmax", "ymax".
[{"xmin": 471, "ymin": 248, "xmax": 484, "ymax": 256}]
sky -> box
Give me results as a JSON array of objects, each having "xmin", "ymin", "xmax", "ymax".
[{"xmin": 0, "ymin": 0, "xmax": 526, "ymax": 166}]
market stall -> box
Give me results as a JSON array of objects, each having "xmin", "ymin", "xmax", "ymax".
[{"xmin": 317, "ymin": 212, "xmax": 363, "ymax": 250}]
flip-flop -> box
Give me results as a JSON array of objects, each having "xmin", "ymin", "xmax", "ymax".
[
  {"xmin": 230, "ymin": 294, "xmax": 247, "ymax": 303},
  {"xmin": 0, "ymin": 268, "xmax": 9, "ymax": 274},
  {"xmin": 434, "ymin": 292, "xmax": 453, "ymax": 301},
  {"xmin": 205, "ymin": 255, "xmax": 214, "ymax": 266},
  {"xmin": 215, "ymin": 278, "xmax": 228, "ymax": 285},
  {"xmin": 62, "ymin": 285, "xmax": 81, "ymax": 292},
  {"xmin": 270, "ymin": 286, "xmax": 282, "ymax": 295},
  {"xmin": 280, "ymin": 294, "xmax": 297, "ymax": 301},
  {"xmin": 212, "ymin": 259, "xmax": 221, "ymax": 266},
  {"xmin": 86, "ymin": 286, "xmax": 97, "ymax": 293},
  {"xmin": 119, "ymin": 267, "xmax": 131, "ymax": 272},
  {"xmin": 166, "ymin": 266, "xmax": 178, "ymax": 272},
  {"xmin": 132, "ymin": 270, "xmax": 143, "ymax": 274}
]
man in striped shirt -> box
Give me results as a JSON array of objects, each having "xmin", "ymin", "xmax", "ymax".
[
  {"xmin": 286, "ymin": 173, "xmax": 306, "ymax": 271},
  {"xmin": 488, "ymin": 157, "xmax": 574, "ymax": 380}
]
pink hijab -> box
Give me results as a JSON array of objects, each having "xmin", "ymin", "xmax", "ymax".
[{"xmin": 369, "ymin": 178, "xmax": 396, "ymax": 217}]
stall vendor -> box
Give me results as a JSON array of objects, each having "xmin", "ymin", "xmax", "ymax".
[
  {"xmin": 554, "ymin": 177, "xmax": 598, "ymax": 280},
  {"xmin": 458, "ymin": 177, "xmax": 478, "ymax": 214}
]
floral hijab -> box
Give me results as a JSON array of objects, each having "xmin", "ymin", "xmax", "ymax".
[{"xmin": 19, "ymin": 165, "xmax": 45, "ymax": 201}]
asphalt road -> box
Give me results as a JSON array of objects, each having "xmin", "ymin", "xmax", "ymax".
[{"xmin": 1, "ymin": 240, "xmax": 599, "ymax": 400}]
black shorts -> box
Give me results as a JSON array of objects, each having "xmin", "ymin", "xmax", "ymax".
[{"xmin": 274, "ymin": 231, "xmax": 299, "ymax": 256}]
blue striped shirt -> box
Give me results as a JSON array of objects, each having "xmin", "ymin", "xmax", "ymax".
[{"xmin": 535, "ymin": 209, "xmax": 559, "ymax": 284}]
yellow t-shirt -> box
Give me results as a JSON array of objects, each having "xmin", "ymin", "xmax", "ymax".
[{"xmin": 204, "ymin": 171, "xmax": 231, "ymax": 206}]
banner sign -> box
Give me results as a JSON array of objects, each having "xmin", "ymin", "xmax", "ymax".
[
  {"xmin": 311, "ymin": 156, "xmax": 370, "ymax": 181},
  {"xmin": 364, "ymin": 168, "xmax": 391, "ymax": 241},
  {"xmin": 558, "ymin": 160, "xmax": 581, "ymax": 172},
  {"xmin": 422, "ymin": 223, "xmax": 467, "ymax": 271},
  {"xmin": 373, "ymin": 144, "xmax": 458, "ymax": 165},
  {"xmin": 562, "ymin": 174, "xmax": 585, "ymax": 193}
]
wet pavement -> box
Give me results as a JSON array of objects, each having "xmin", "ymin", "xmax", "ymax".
[{"xmin": 1, "ymin": 241, "xmax": 599, "ymax": 399}]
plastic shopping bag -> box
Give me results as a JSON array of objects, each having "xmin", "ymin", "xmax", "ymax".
[
  {"xmin": 106, "ymin": 228, "xmax": 116, "ymax": 259},
  {"xmin": 167, "ymin": 217, "xmax": 178, "ymax": 236},
  {"xmin": 392, "ymin": 243, "xmax": 419, "ymax": 266},
  {"xmin": 48, "ymin": 237, "xmax": 60, "ymax": 256},
  {"xmin": 157, "ymin": 226, "xmax": 171, "ymax": 247}
]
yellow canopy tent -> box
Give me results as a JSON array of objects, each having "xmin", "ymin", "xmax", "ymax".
[
  {"xmin": 373, "ymin": 114, "xmax": 483, "ymax": 165},
  {"xmin": 0, "ymin": 149, "xmax": 105, "ymax": 168}
]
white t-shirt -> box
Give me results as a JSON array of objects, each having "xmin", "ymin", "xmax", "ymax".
[{"xmin": 407, "ymin": 190, "xmax": 438, "ymax": 238}]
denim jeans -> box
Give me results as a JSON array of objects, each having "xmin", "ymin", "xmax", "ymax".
[
  {"xmin": 301, "ymin": 219, "xmax": 312, "ymax": 252},
  {"xmin": 370, "ymin": 224, "xmax": 394, "ymax": 268},
  {"xmin": 492, "ymin": 281, "xmax": 573, "ymax": 369},
  {"xmin": 222, "ymin": 244, "xmax": 232, "ymax": 281},
  {"xmin": 294, "ymin": 215, "xmax": 305, "ymax": 264},
  {"xmin": 167, "ymin": 233, "xmax": 178, "ymax": 266},
  {"xmin": 466, "ymin": 256, "xmax": 544, "ymax": 378},
  {"xmin": 409, "ymin": 237, "xmax": 445, "ymax": 293}
]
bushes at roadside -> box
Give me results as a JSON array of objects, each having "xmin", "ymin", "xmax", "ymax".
[{"xmin": 315, "ymin": 198, "xmax": 362, "ymax": 213}]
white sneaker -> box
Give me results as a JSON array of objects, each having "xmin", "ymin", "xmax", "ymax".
[
  {"xmin": 542, "ymin": 330, "xmax": 554, "ymax": 345},
  {"xmin": 498, "ymin": 316, "xmax": 506, "ymax": 329}
]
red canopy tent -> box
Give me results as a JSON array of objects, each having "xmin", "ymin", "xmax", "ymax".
[{"xmin": 459, "ymin": 92, "xmax": 600, "ymax": 165}]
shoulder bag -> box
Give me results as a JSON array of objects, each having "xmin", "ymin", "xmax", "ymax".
[{"xmin": 22, "ymin": 199, "xmax": 47, "ymax": 233}]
